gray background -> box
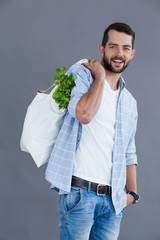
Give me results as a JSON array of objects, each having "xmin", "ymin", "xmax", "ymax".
[{"xmin": 0, "ymin": 0, "xmax": 160, "ymax": 239}]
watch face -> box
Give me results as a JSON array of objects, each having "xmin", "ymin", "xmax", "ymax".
[
  {"xmin": 134, "ymin": 194, "xmax": 139, "ymax": 201},
  {"xmin": 135, "ymin": 195, "xmax": 140, "ymax": 202}
]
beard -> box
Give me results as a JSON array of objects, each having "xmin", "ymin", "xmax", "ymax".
[{"xmin": 103, "ymin": 52, "xmax": 130, "ymax": 74}]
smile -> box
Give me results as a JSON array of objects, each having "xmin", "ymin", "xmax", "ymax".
[
  {"xmin": 113, "ymin": 60, "xmax": 123, "ymax": 63},
  {"xmin": 112, "ymin": 59, "xmax": 124, "ymax": 66}
]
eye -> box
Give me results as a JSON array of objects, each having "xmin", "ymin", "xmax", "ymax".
[
  {"xmin": 109, "ymin": 45, "xmax": 116, "ymax": 49},
  {"xmin": 124, "ymin": 47, "xmax": 130, "ymax": 51}
]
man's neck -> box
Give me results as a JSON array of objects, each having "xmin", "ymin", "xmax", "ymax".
[{"xmin": 104, "ymin": 69, "xmax": 121, "ymax": 91}]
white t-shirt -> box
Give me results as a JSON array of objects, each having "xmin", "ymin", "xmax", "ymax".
[{"xmin": 73, "ymin": 79, "xmax": 120, "ymax": 186}]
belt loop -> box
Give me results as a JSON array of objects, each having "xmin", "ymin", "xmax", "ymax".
[{"xmin": 88, "ymin": 181, "xmax": 91, "ymax": 192}]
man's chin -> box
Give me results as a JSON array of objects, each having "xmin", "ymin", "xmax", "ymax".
[
  {"xmin": 110, "ymin": 64, "xmax": 128, "ymax": 74},
  {"xmin": 103, "ymin": 60, "xmax": 127, "ymax": 74},
  {"xmin": 110, "ymin": 67, "xmax": 124, "ymax": 74}
]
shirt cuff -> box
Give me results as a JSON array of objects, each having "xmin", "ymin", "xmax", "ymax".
[
  {"xmin": 67, "ymin": 97, "xmax": 80, "ymax": 119},
  {"xmin": 126, "ymin": 154, "xmax": 138, "ymax": 166}
]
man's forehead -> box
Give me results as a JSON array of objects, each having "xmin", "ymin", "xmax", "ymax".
[{"xmin": 107, "ymin": 29, "xmax": 132, "ymax": 46}]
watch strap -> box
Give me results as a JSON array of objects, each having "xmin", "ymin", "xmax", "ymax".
[{"xmin": 127, "ymin": 191, "xmax": 140, "ymax": 203}]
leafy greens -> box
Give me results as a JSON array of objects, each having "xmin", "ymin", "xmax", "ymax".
[{"xmin": 52, "ymin": 66, "xmax": 75, "ymax": 109}]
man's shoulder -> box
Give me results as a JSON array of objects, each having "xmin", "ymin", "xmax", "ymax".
[
  {"xmin": 67, "ymin": 60, "xmax": 93, "ymax": 86},
  {"xmin": 122, "ymin": 88, "xmax": 137, "ymax": 114},
  {"xmin": 123, "ymin": 88, "xmax": 137, "ymax": 103},
  {"xmin": 67, "ymin": 61, "xmax": 90, "ymax": 76}
]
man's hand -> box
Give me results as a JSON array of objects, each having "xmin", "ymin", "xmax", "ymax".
[
  {"xmin": 125, "ymin": 193, "xmax": 135, "ymax": 208},
  {"xmin": 83, "ymin": 58, "xmax": 105, "ymax": 81}
]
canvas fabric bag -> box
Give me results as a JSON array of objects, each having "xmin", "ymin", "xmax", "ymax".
[
  {"xmin": 20, "ymin": 84, "xmax": 66, "ymax": 167},
  {"xmin": 20, "ymin": 59, "xmax": 88, "ymax": 168}
]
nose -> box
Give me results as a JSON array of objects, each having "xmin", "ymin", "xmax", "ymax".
[{"xmin": 116, "ymin": 47, "xmax": 123, "ymax": 56}]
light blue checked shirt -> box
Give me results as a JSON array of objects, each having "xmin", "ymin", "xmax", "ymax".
[{"xmin": 45, "ymin": 63, "xmax": 138, "ymax": 214}]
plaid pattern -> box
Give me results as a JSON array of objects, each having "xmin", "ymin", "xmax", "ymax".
[{"xmin": 45, "ymin": 63, "xmax": 138, "ymax": 214}]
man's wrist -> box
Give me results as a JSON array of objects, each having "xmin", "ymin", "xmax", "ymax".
[
  {"xmin": 94, "ymin": 74, "xmax": 105, "ymax": 82},
  {"xmin": 127, "ymin": 191, "xmax": 140, "ymax": 204}
]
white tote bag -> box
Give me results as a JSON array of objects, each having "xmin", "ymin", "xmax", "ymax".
[
  {"xmin": 20, "ymin": 84, "xmax": 66, "ymax": 168},
  {"xmin": 20, "ymin": 59, "xmax": 88, "ymax": 168}
]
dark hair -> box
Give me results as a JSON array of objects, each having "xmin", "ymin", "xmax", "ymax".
[{"xmin": 102, "ymin": 22, "xmax": 135, "ymax": 49}]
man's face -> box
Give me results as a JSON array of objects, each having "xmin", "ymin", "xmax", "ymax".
[{"xmin": 101, "ymin": 30, "xmax": 135, "ymax": 74}]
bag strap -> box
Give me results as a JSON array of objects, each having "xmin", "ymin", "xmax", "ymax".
[
  {"xmin": 37, "ymin": 59, "xmax": 88, "ymax": 94},
  {"xmin": 38, "ymin": 84, "xmax": 57, "ymax": 94},
  {"xmin": 44, "ymin": 84, "xmax": 56, "ymax": 94}
]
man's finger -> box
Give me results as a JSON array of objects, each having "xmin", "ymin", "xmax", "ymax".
[
  {"xmin": 90, "ymin": 58, "xmax": 96, "ymax": 63},
  {"xmin": 82, "ymin": 62, "xmax": 89, "ymax": 67}
]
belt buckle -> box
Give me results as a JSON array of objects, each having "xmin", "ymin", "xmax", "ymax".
[{"xmin": 97, "ymin": 184, "xmax": 106, "ymax": 196}]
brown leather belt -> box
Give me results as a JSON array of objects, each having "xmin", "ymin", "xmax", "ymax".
[{"xmin": 71, "ymin": 177, "xmax": 111, "ymax": 196}]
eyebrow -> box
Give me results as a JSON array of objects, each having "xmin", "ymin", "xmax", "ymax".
[
  {"xmin": 108, "ymin": 43, "xmax": 132, "ymax": 48},
  {"xmin": 123, "ymin": 44, "xmax": 132, "ymax": 48}
]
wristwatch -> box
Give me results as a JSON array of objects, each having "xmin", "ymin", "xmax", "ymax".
[{"xmin": 127, "ymin": 191, "xmax": 140, "ymax": 204}]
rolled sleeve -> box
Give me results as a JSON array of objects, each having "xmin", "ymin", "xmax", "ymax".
[{"xmin": 67, "ymin": 64, "xmax": 93, "ymax": 119}]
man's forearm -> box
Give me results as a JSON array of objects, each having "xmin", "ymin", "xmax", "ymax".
[
  {"xmin": 76, "ymin": 76, "xmax": 104, "ymax": 124},
  {"xmin": 126, "ymin": 164, "xmax": 137, "ymax": 193},
  {"xmin": 76, "ymin": 59, "xmax": 105, "ymax": 124},
  {"xmin": 125, "ymin": 164, "xmax": 137, "ymax": 207}
]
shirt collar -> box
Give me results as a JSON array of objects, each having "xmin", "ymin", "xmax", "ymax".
[{"xmin": 119, "ymin": 76, "xmax": 126, "ymax": 90}]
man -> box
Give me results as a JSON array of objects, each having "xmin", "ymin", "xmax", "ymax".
[{"xmin": 45, "ymin": 22, "xmax": 139, "ymax": 240}]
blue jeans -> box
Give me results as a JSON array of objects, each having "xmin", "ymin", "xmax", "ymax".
[{"xmin": 59, "ymin": 186, "xmax": 125, "ymax": 240}]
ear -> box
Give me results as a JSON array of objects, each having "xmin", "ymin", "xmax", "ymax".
[
  {"xmin": 130, "ymin": 49, "xmax": 135, "ymax": 60},
  {"xmin": 99, "ymin": 45, "xmax": 105, "ymax": 57}
]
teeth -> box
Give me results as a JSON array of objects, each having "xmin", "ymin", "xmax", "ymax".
[{"xmin": 113, "ymin": 60, "xmax": 122, "ymax": 63}]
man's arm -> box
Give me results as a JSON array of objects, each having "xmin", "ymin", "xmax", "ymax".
[
  {"xmin": 125, "ymin": 164, "xmax": 137, "ymax": 208},
  {"xmin": 76, "ymin": 59, "xmax": 105, "ymax": 124},
  {"xmin": 125, "ymin": 103, "xmax": 138, "ymax": 208}
]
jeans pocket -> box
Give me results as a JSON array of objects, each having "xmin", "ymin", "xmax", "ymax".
[{"xmin": 65, "ymin": 188, "xmax": 82, "ymax": 213}]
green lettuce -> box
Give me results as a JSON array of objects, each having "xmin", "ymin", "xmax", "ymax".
[{"xmin": 52, "ymin": 66, "xmax": 75, "ymax": 109}]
